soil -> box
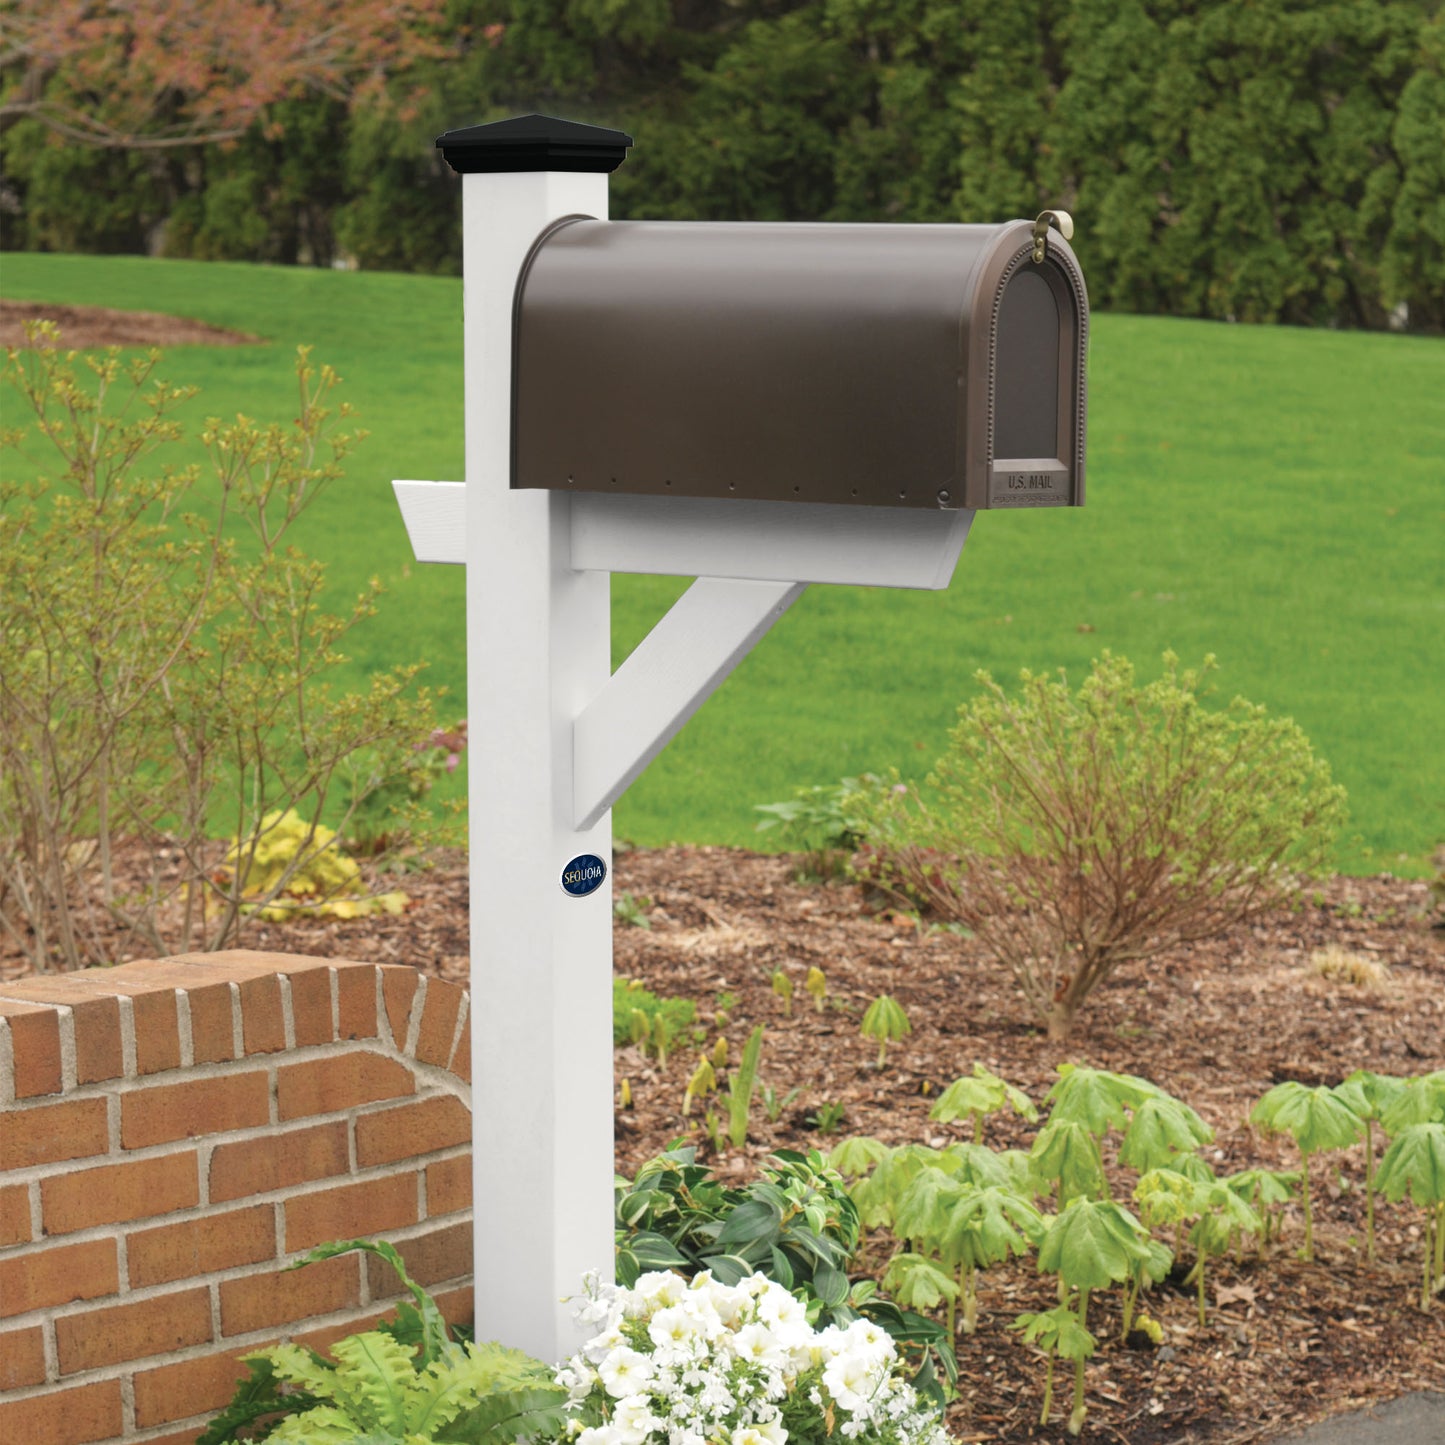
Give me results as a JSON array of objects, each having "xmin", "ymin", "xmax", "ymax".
[
  {"xmin": 0, "ymin": 298, "xmax": 261, "ymax": 349},
  {"xmin": 8, "ymin": 844, "xmax": 1441, "ymax": 1442}
]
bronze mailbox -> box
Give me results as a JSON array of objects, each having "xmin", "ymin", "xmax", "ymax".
[{"xmin": 513, "ymin": 218, "xmax": 1087, "ymax": 511}]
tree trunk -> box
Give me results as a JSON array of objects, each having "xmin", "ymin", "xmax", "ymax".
[{"xmin": 1045, "ymin": 999, "xmax": 1077, "ymax": 1042}]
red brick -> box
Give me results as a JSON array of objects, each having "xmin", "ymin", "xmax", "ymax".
[
  {"xmin": 434, "ymin": 1283, "xmax": 474, "ymax": 1332},
  {"xmin": 134, "ymin": 1348, "xmax": 253, "ymax": 1427},
  {"xmin": 1, "ymin": 1000, "xmax": 62, "ymax": 1098},
  {"xmin": 336, "ymin": 963, "xmax": 379, "ymax": 1039},
  {"xmin": 356, "ymin": 1094, "xmax": 471, "ymax": 1167},
  {"xmin": 365, "ymin": 1221, "xmax": 471, "ymax": 1297},
  {"xmin": 0, "ymin": 1378, "xmax": 122, "ymax": 1445},
  {"xmin": 426, "ymin": 1154, "xmax": 472, "ymax": 1216},
  {"xmin": 285, "ymin": 1173, "xmax": 418, "ymax": 1252},
  {"xmin": 84, "ymin": 966, "xmax": 184, "ymax": 1074},
  {"xmin": 0, "ymin": 1237, "xmax": 118, "ymax": 1318},
  {"xmin": 0, "ymin": 980, "xmax": 122, "ymax": 1084},
  {"xmin": 381, "ymin": 965, "xmax": 419, "ymax": 1048},
  {"xmin": 0, "ymin": 1184, "xmax": 32, "ymax": 1247},
  {"xmin": 449, "ymin": 1014, "xmax": 471, "ymax": 1084},
  {"xmin": 414, "ymin": 980, "xmax": 462, "ymax": 1067},
  {"xmin": 121, "ymin": 1070, "xmax": 269, "ymax": 1148},
  {"xmin": 128, "ymin": 1203, "xmax": 276, "ymax": 1287},
  {"xmin": 55, "ymin": 1285, "xmax": 211, "ymax": 1373},
  {"xmin": 0, "ymin": 1096, "xmax": 108, "ymax": 1170},
  {"xmin": 42, "ymin": 1150, "xmax": 198, "ymax": 1234},
  {"xmin": 219, "ymin": 1252, "xmax": 360, "ymax": 1336},
  {"xmin": 237, "ymin": 973, "xmax": 286, "ymax": 1054},
  {"xmin": 293, "ymin": 1306, "xmax": 389, "ymax": 1356},
  {"xmin": 187, "ymin": 979, "xmax": 239, "ymax": 1063},
  {"xmin": 209, "ymin": 1120, "xmax": 349, "ymax": 1203},
  {"xmin": 0, "ymin": 1324, "xmax": 46, "ymax": 1388},
  {"xmin": 287, "ymin": 965, "xmax": 334, "ymax": 1047},
  {"xmin": 276, "ymin": 1050, "xmax": 414, "ymax": 1120}
]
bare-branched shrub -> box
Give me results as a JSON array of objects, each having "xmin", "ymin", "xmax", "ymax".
[
  {"xmin": 852, "ymin": 653, "xmax": 1347, "ymax": 1041},
  {"xmin": 0, "ymin": 325, "xmax": 439, "ymax": 970}
]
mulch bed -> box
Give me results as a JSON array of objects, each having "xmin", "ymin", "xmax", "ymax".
[
  {"xmin": 5, "ymin": 844, "xmax": 1442, "ymax": 1441},
  {"xmin": 0, "ymin": 298, "xmax": 261, "ymax": 349}
]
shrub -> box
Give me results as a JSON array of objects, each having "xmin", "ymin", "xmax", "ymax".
[
  {"xmin": 755, "ymin": 773, "xmax": 883, "ymax": 879},
  {"xmin": 0, "ymin": 327, "xmax": 437, "ymax": 969},
  {"xmin": 852, "ymin": 653, "xmax": 1346, "ymax": 1040}
]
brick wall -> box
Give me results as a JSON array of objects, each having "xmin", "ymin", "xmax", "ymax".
[{"xmin": 0, "ymin": 952, "xmax": 473, "ymax": 1445}]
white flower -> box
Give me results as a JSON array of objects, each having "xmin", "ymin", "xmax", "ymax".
[
  {"xmin": 822, "ymin": 1350, "xmax": 885, "ymax": 1413},
  {"xmin": 577, "ymin": 1428, "xmax": 626, "ymax": 1445},
  {"xmin": 636, "ymin": 1270, "xmax": 688, "ymax": 1312},
  {"xmin": 731, "ymin": 1322, "xmax": 787, "ymax": 1371},
  {"xmin": 598, "ymin": 1346, "xmax": 655, "ymax": 1398},
  {"xmin": 649, "ymin": 1305, "xmax": 706, "ymax": 1358},
  {"xmin": 612, "ymin": 1393, "xmax": 663, "ymax": 1444}
]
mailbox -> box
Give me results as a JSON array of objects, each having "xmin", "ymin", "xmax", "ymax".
[{"xmin": 513, "ymin": 217, "xmax": 1087, "ymax": 511}]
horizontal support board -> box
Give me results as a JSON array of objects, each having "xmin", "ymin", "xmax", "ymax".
[{"xmin": 394, "ymin": 481, "xmax": 972, "ymax": 589}]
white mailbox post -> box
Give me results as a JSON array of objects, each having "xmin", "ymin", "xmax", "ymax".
[{"xmin": 392, "ymin": 114, "xmax": 1086, "ymax": 1362}]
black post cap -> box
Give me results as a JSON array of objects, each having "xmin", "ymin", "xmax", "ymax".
[{"xmin": 437, "ymin": 114, "xmax": 632, "ymax": 175}]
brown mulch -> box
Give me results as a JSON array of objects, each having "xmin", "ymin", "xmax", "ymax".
[
  {"xmin": 0, "ymin": 298, "xmax": 261, "ymax": 349},
  {"xmin": 5, "ymin": 845, "xmax": 1443, "ymax": 1441}
]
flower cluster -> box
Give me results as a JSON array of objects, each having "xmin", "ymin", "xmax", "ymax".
[{"xmin": 552, "ymin": 1270, "xmax": 950, "ymax": 1445}]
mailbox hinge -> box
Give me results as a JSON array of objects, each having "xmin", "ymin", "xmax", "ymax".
[{"xmin": 1031, "ymin": 209, "xmax": 1074, "ymax": 264}]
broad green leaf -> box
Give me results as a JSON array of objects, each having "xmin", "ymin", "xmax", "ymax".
[
  {"xmin": 714, "ymin": 1197, "xmax": 782, "ymax": 1248},
  {"xmin": 861, "ymin": 994, "xmax": 911, "ymax": 1042},
  {"xmin": 1375, "ymin": 1123, "xmax": 1445, "ymax": 1207},
  {"xmin": 939, "ymin": 1186, "xmax": 1046, "ymax": 1269},
  {"xmin": 1029, "ymin": 1120, "xmax": 1106, "ymax": 1201},
  {"xmin": 1332, "ymin": 1070, "xmax": 1409, "ymax": 1124},
  {"xmin": 828, "ymin": 1136, "xmax": 892, "ymax": 1178},
  {"xmin": 1037, "ymin": 1198, "xmax": 1153, "ymax": 1292},
  {"xmin": 1224, "ymin": 1168, "xmax": 1299, "ymax": 1210},
  {"xmin": 930, "ymin": 1064, "xmax": 1037, "ymax": 1127},
  {"xmin": 268, "ymin": 1405, "xmax": 377, "ymax": 1443},
  {"xmin": 328, "ymin": 1333, "xmax": 418, "ymax": 1431},
  {"xmin": 1047, "ymin": 1064, "xmax": 1162, "ymax": 1137},
  {"xmin": 1119, "ymin": 1096, "xmax": 1214, "ymax": 1171},
  {"xmin": 1012, "ymin": 1304, "xmax": 1096, "ymax": 1362},
  {"xmin": 1380, "ymin": 1074, "xmax": 1445, "ymax": 1135},
  {"xmin": 1133, "ymin": 1168, "xmax": 1201, "ymax": 1229},
  {"xmin": 1190, "ymin": 1184, "xmax": 1262, "ymax": 1257},
  {"xmin": 894, "ymin": 1167, "xmax": 960, "ymax": 1250},
  {"xmin": 1251, "ymin": 1082, "xmax": 1362, "ymax": 1156},
  {"xmin": 941, "ymin": 1142, "xmax": 1014, "ymax": 1189},
  {"xmin": 882, "ymin": 1252, "xmax": 959, "ymax": 1311},
  {"xmin": 812, "ymin": 1261, "xmax": 851, "ymax": 1307}
]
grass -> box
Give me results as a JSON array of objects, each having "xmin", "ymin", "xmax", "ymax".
[{"xmin": 3, "ymin": 251, "xmax": 1442, "ymax": 875}]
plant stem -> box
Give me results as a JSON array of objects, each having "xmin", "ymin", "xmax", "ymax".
[
  {"xmin": 1068, "ymin": 1287, "xmax": 1090, "ymax": 1435},
  {"xmin": 1364, "ymin": 1119, "xmax": 1376, "ymax": 1263},
  {"xmin": 1196, "ymin": 1254, "xmax": 1208, "ymax": 1327},
  {"xmin": 1300, "ymin": 1151, "xmax": 1315, "ymax": 1262},
  {"xmin": 876, "ymin": 1039, "xmax": 887, "ymax": 1069},
  {"xmin": 1040, "ymin": 1352, "xmax": 1054, "ymax": 1426}
]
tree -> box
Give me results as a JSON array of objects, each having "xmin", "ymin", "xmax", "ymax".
[{"xmin": 0, "ymin": 0, "xmax": 445, "ymax": 150}]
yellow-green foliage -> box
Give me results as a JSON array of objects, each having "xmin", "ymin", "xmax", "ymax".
[{"xmin": 225, "ymin": 809, "xmax": 407, "ymax": 921}]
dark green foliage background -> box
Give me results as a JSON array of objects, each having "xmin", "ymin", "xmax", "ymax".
[{"xmin": 3, "ymin": 0, "xmax": 1442, "ymax": 329}]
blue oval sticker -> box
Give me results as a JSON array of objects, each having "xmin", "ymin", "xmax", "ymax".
[{"xmin": 560, "ymin": 853, "xmax": 607, "ymax": 898}]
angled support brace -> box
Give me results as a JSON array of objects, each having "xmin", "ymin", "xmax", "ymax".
[{"xmin": 573, "ymin": 577, "xmax": 805, "ymax": 831}]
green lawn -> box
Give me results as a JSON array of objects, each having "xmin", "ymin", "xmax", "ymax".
[{"xmin": 3, "ymin": 251, "xmax": 1442, "ymax": 874}]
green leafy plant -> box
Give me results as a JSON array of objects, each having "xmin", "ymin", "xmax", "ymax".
[
  {"xmin": 200, "ymin": 1240, "xmax": 565, "ymax": 1445},
  {"xmin": 1012, "ymin": 1304, "xmax": 1096, "ymax": 1435},
  {"xmin": 1033, "ymin": 1196, "xmax": 1158, "ymax": 1435},
  {"xmin": 771, "ymin": 968, "xmax": 794, "ymax": 1016},
  {"xmin": 811, "ymin": 1099, "xmax": 848, "ymax": 1135},
  {"xmin": 724, "ymin": 1024, "xmax": 765, "ymax": 1149},
  {"xmin": 1224, "ymin": 1168, "xmax": 1301, "ymax": 1255},
  {"xmin": 343, "ymin": 720, "xmax": 467, "ymax": 858},
  {"xmin": 1375, "ymin": 1122, "xmax": 1445, "ymax": 1310},
  {"xmin": 683, "ymin": 1056, "xmax": 717, "ymax": 1116},
  {"xmin": 930, "ymin": 1063, "xmax": 1038, "ymax": 1144},
  {"xmin": 611, "ymin": 978, "xmax": 694, "ymax": 1061},
  {"xmin": 754, "ymin": 773, "xmax": 880, "ymax": 878},
  {"xmin": 1332, "ymin": 1070, "xmax": 1409, "ymax": 1261},
  {"xmin": 762, "ymin": 1083, "xmax": 802, "ymax": 1123},
  {"xmin": 613, "ymin": 890, "xmax": 654, "ymax": 929},
  {"xmin": 805, "ymin": 965, "xmax": 828, "ymax": 1012},
  {"xmin": 613, "ymin": 1146, "xmax": 957, "ymax": 1400},
  {"xmin": 1250, "ymin": 1081, "xmax": 1363, "ymax": 1261},
  {"xmin": 850, "ymin": 653, "xmax": 1347, "ymax": 1039},
  {"xmin": 860, "ymin": 994, "xmax": 911, "ymax": 1069}
]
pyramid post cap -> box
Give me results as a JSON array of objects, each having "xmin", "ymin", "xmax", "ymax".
[{"xmin": 437, "ymin": 114, "xmax": 632, "ymax": 174}]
